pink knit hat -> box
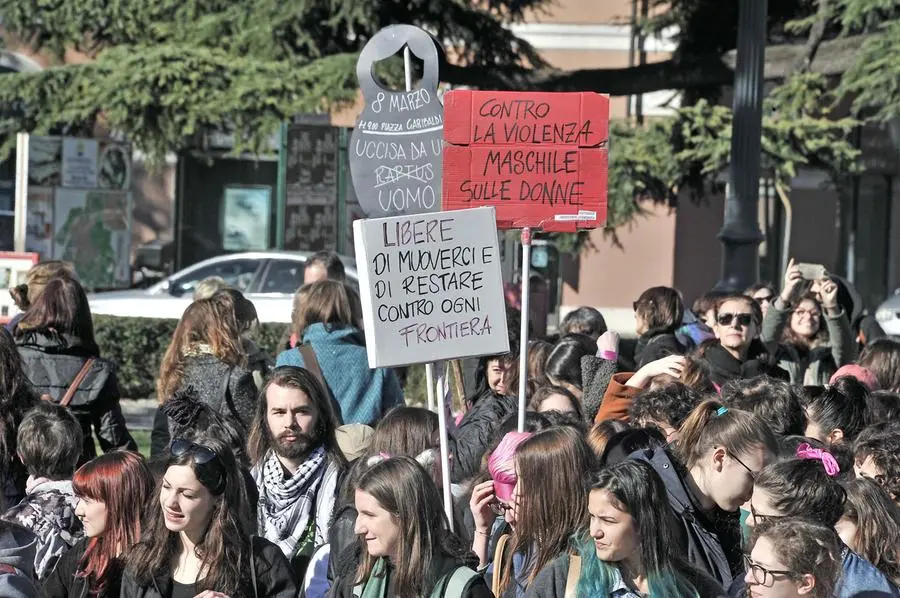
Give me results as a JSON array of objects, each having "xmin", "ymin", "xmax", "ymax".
[
  {"xmin": 830, "ymin": 365, "xmax": 878, "ymax": 391},
  {"xmin": 488, "ymin": 432, "xmax": 533, "ymax": 503}
]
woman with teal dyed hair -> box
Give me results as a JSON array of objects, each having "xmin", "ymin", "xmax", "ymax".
[{"xmin": 523, "ymin": 461, "xmax": 727, "ymax": 598}]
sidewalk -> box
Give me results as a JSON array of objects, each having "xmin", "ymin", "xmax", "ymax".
[{"xmin": 121, "ymin": 398, "xmax": 157, "ymax": 430}]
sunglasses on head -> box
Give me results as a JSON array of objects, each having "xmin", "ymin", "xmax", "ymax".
[
  {"xmin": 716, "ymin": 313, "xmax": 754, "ymax": 327},
  {"xmin": 170, "ymin": 439, "xmax": 226, "ymax": 494}
]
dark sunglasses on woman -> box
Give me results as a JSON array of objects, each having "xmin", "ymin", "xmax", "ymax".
[
  {"xmin": 716, "ymin": 313, "xmax": 754, "ymax": 328},
  {"xmin": 170, "ymin": 438, "xmax": 227, "ymax": 494}
]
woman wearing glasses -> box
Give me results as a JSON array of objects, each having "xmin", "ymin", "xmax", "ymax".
[
  {"xmin": 524, "ymin": 460, "xmax": 725, "ymax": 597},
  {"xmin": 761, "ymin": 259, "xmax": 856, "ymax": 385},
  {"xmin": 744, "ymin": 518, "xmax": 842, "ymax": 598},
  {"xmin": 122, "ymin": 437, "xmax": 297, "ymax": 597},
  {"xmin": 632, "ymin": 400, "xmax": 779, "ymax": 589},
  {"xmin": 489, "ymin": 427, "xmax": 594, "ymax": 597},
  {"xmin": 742, "ymin": 454, "xmax": 900, "ymax": 597},
  {"xmin": 700, "ymin": 294, "xmax": 788, "ymax": 387}
]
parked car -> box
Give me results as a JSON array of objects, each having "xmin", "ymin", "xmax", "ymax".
[
  {"xmin": 88, "ymin": 251, "xmax": 358, "ymax": 323},
  {"xmin": 875, "ymin": 290, "xmax": 900, "ymax": 336}
]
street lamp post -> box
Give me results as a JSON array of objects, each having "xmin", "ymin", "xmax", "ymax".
[{"xmin": 716, "ymin": 0, "xmax": 768, "ymax": 291}]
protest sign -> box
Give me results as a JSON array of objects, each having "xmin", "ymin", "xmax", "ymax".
[
  {"xmin": 442, "ymin": 90, "xmax": 609, "ymax": 232},
  {"xmin": 353, "ymin": 207, "xmax": 509, "ymax": 368},
  {"xmin": 349, "ymin": 25, "xmax": 445, "ymax": 218}
]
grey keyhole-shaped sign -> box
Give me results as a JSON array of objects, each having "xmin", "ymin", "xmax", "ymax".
[{"xmin": 349, "ymin": 25, "xmax": 444, "ymax": 218}]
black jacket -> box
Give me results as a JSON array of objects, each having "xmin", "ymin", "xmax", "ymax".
[
  {"xmin": 448, "ymin": 389, "xmax": 517, "ymax": 483},
  {"xmin": 119, "ymin": 536, "xmax": 297, "ymax": 598},
  {"xmin": 634, "ymin": 332, "xmax": 685, "ymax": 370},
  {"xmin": 631, "ymin": 448, "xmax": 743, "ymax": 589},
  {"xmin": 700, "ymin": 341, "xmax": 789, "ymax": 387},
  {"xmin": 43, "ymin": 537, "xmax": 124, "ymax": 598},
  {"xmin": 16, "ymin": 331, "xmax": 136, "ymax": 463}
]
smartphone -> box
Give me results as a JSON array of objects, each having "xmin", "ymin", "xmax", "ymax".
[{"xmin": 796, "ymin": 263, "xmax": 827, "ymax": 281}]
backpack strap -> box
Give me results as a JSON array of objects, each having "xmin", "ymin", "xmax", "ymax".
[
  {"xmin": 564, "ymin": 555, "xmax": 581, "ymax": 598},
  {"xmin": 491, "ymin": 533, "xmax": 510, "ymax": 597},
  {"xmin": 433, "ymin": 566, "xmax": 480, "ymax": 598},
  {"xmin": 54, "ymin": 358, "xmax": 95, "ymax": 407},
  {"xmin": 298, "ymin": 344, "xmax": 344, "ymax": 425}
]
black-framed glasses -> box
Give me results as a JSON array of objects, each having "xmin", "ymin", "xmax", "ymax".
[
  {"xmin": 730, "ymin": 453, "xmax": 758, "ymax": 481},
  {"xmin": 170, "ymin": 438, "xmax": 226, "ymax": 494},
  {"xmin": 490, "ymin": 501, "xmax": 512, "ymax": 516},
  {"xmin": 754, "ymin": 294, "xmax": 774, "ymax": 304},
  {"xmin": 749, "ymin": 502, "xmax": 787, "ymax": 527},
  {"xmin": 743, "ymin": 554, "xmax": 795, "ymax": 586},
  {"xmin": 716, "ymin": 313, "xmax": 754, "ymax": 328}
]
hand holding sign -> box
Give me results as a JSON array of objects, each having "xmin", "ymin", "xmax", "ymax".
[{"xmin": 349, "ymin": 25, "xmax": 445, "ymax": 218}]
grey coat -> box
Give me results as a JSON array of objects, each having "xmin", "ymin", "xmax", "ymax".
[{"xmin": 178, "ymin": 354, "xmax": 259, "ymax": 431}]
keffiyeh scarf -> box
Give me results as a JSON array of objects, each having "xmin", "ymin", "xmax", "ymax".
[{"xmin": 257, "ymin": 446, "xmax": 327, "ymax": 556}]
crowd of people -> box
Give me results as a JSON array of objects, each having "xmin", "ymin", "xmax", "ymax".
[{"xmin": 0, "ymin": 252, "xmax": 895, "ymax": 597}]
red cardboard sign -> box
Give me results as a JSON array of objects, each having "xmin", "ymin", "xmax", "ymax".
[{"xmin": 442, "ymin": 90, "xmax": 609, "ymax": 232}]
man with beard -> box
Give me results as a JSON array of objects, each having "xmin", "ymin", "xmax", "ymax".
[{"xmin": 248, "ymin": 366, "xmax": 347, "ymax": 579}]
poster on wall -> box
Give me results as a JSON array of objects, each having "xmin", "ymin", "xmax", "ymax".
[
  {"xmin": 97, "ymin": 141, "xmax": 132, "ymax": 190},
  {"xmin": 222, "ymin": 186, "xmax": 271, "ymax": 251},
  {"xmin": 28, "ymin": 137, "xmax": 63, "ymax": 187},
  {"xmin": 25, "ymin": 187, "xmax": 54, "ymax": 258},
  {"xmin": 284, "ymin": 204, "xmax": 336, "ymax": 251},
  {"xmin": 283, "ymin": 125, "xmax": 339, "ymax": 251},
  {"xmin": 61, "ymin": 138, "xmax": 99, "ymax": 188},
  {"xmin": 52, "ymin": 189, "xmax": 131, "ymax": 290},
  {"xmin": 0, "ymin": 252, "xmax": 39, "ymax": 324}
]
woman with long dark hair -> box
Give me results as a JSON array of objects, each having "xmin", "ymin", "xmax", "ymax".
[
  {"xmin": 0, "ymin": 328, "xmax": 37, "ymax": 506},
  {"xmin": 492, "ymin": 427, "xmax": 594, "ymax": 597},
  {"xmin": 122, "ymin": 436, "xmax": 297, "ymax": 597},
  {"xmin": 43, "ymin": 452, "xmax": 155, "ymax": 597},
  {"xmin": 525, "ymin": 460, "xmax": 725, "ymax": 597},
  {"xmin": 331, "ymin": 456, "xmax": 489, "ymax": 598},
  {"xmin": 15, "ymin": 276, "xmax": 136, "ymax": 463}
]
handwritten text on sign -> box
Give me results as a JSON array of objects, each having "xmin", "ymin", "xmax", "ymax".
[
  {"xmin": 348, "ymin": 25, "xmax": 445, "ymax": 218},
  {"xmin": 353, "ymin": 207, "xmax": 509, "ymax": 368},
  {"xmin": 443, "ymin": 91, "xmax": 609, "ymax": 232}
]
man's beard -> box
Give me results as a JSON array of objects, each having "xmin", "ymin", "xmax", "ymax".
[{"xmin": 268, "ymin": 426, "xmax": 321, "ymax": 460}]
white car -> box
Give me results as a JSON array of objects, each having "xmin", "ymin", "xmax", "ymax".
[
  {"xmin": 875, "ymin": 290, "xmax": 900, "ymax": 336},
  {"xmin": 88, "ymin": 251, "xmax": 358, "ymax": 323}
]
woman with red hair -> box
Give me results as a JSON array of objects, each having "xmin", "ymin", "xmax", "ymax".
[{"xmin": 43, "ymin": 451, "xmax": 154, "ymax": 597}]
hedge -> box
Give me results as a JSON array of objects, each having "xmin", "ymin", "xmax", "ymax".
[
  {"xmin": 93, "ymin": 316, "xmax": 427, "ymax": 402},
  {"xmin": 94, "ymin": 315, "xmax": 287, "ymax": 398}
]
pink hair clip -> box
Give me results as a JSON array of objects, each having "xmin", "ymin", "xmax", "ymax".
[{"xmin": 796, "ymin": 443, "xmax": 840, "ymax": 477}]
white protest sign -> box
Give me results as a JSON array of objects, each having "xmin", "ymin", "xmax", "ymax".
[{"xmin": 353, "ymin": 206, "xmax": 509, "ymax": 368}]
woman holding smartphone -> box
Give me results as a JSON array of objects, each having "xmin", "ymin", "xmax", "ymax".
[{"xmin": 761, "ymin": 259, "xmax": 856, "ymax": 385}]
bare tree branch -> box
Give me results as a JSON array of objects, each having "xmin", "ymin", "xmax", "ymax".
[{"xmin": 789, "ymin": 0, "xmax": 833, "ymax": 75}]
